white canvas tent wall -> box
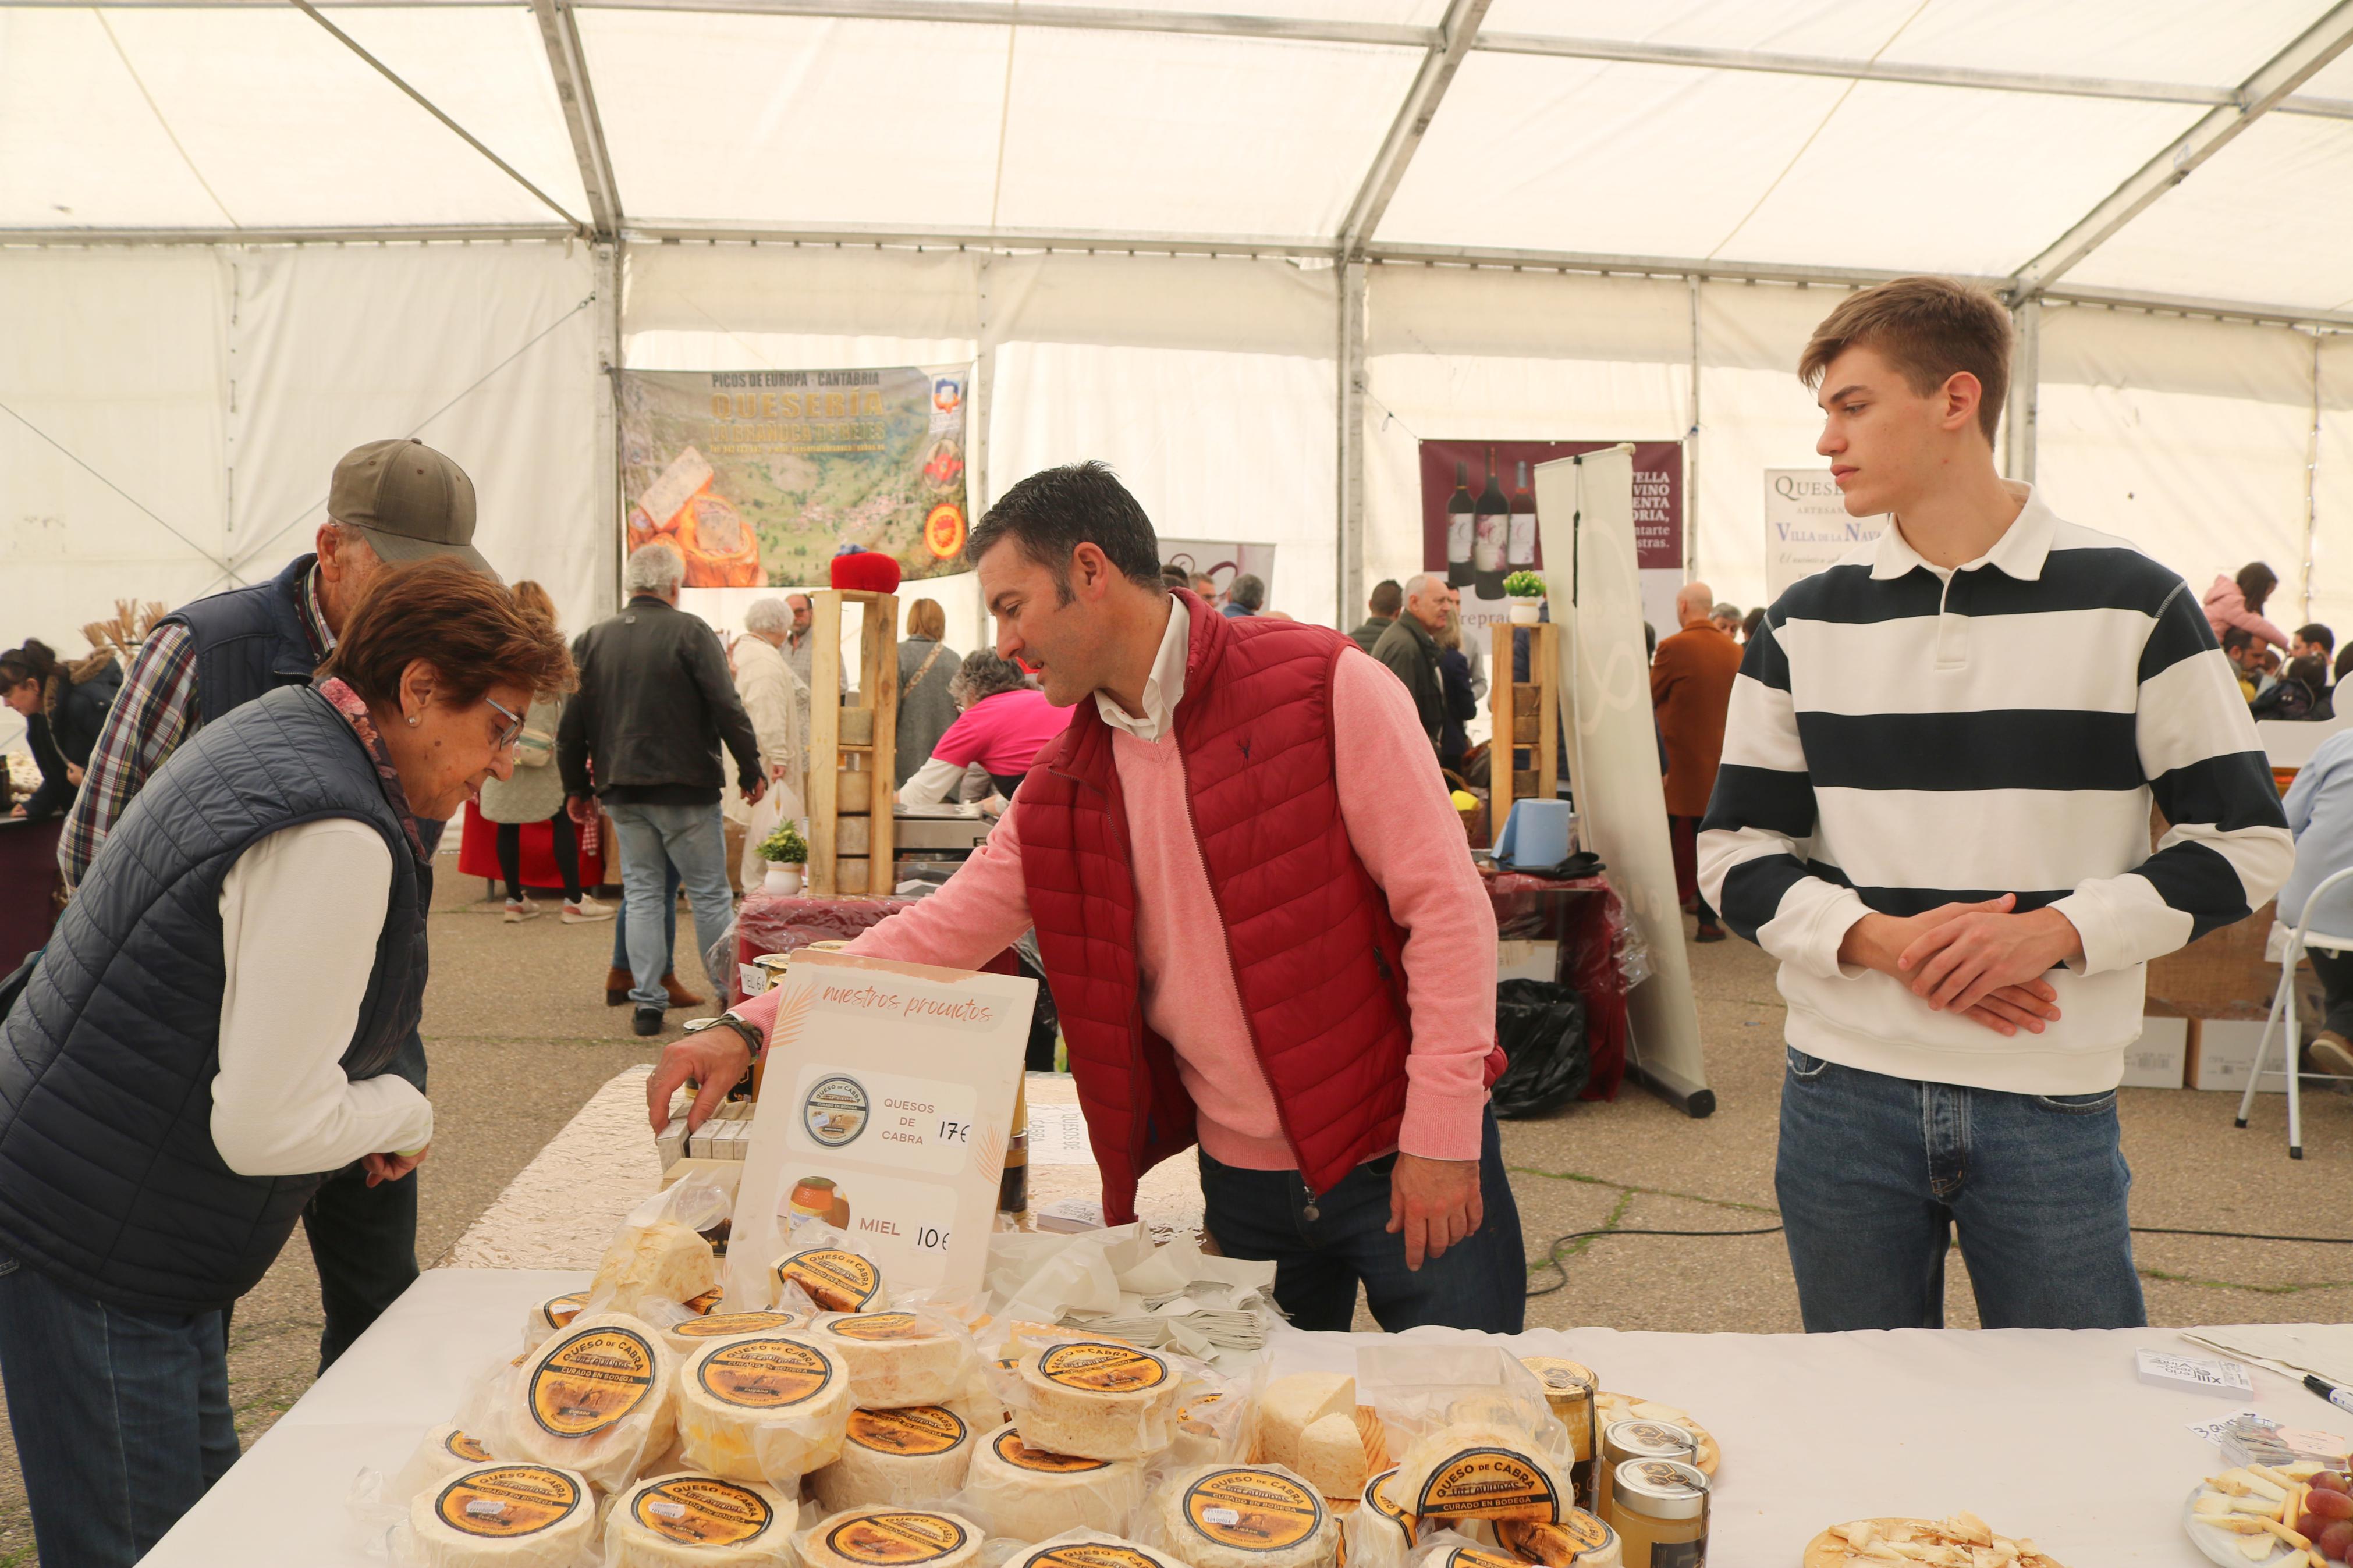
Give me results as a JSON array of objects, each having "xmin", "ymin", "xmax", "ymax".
[{"xmin": 5, "ymin": 0, "xmax": 2353, "ymax": 659}]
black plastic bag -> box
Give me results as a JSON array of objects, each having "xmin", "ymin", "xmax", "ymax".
[{"xmin": 1490, "ymin": 978, "xmax": 1590, "ymax": 1118}]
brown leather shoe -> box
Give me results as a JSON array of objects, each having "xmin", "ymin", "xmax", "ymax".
[
  {"xmin": 604, "ymin": 966, "xmax": 632, "ymax": 1007},
  {"xmin": 664, "ymin": 972, "xmax": 707, "ymax": 1009}
]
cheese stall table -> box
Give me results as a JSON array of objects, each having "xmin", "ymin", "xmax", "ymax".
[{"xmin": 144, "ymin": 1261, "xmax": 2294, "ymax": 1566}]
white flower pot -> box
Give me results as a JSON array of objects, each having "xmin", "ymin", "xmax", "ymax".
[
  {"xmin": 1509, "ymin": 598, "xmax": 1543, "ymax": 625},
  {"xmin": 762, "ymin": 864, "xmax": 804, "ymax": 896}
]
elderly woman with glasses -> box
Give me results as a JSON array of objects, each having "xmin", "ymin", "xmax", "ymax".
[{"xmin": 0, "ymin": 559, "xmax": 573, "ymax": 1568}]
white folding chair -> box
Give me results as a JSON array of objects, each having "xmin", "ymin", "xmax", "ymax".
[{"xmin": 2238, "ymin": 864, "xmax": 2353, "ymax": 1158}]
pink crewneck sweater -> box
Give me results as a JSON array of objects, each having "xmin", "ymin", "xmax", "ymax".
[{"xmin": 735, "ymin": 635, "xmax": 1497, "ymax": 1168}]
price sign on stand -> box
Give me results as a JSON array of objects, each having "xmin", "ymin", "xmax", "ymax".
[{"xmin": 725, "ymin": 950, "xmax": 1036, "ymax": 1308}]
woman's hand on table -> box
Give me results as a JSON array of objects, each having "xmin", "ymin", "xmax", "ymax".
[
  {"xmin": 363, "ymin": 1144, "xmax": 430, "ymax": 1186},
  {"xmin": 1388, "ymin": 1151, "xmax": 1483, "ymax": 1270}
]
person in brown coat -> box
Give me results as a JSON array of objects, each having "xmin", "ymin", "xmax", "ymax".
[{"xmin": 1653, "ymin": 580, "xmax": 1745, "ymax": 941}]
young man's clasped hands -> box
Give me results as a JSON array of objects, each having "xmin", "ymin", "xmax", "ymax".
[{"xmin": 1837, "ymin": 897, "xmax": 2079, "ymax": 1035}]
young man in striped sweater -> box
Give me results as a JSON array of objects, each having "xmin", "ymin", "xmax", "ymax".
[{"xmin": 1699, "ymin": 278, "xmax": 2293, "ymax": 1332}]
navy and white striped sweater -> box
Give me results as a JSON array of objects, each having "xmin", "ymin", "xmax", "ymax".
[{"xmin": 1697, "ymin": 486, "xmax": 2292, "ymax": 1094}]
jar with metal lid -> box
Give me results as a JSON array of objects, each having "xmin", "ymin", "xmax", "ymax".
[
  {"xmin": 1496, "ymin": 1509, "xmax": 1621, "ymax": 1567},
  {"xmin": 1518, "ymin": 1358, "xmax": 1599, "ymax": 1506},
  {"xmin": 1607, "ymin": 1460, "xmax": 1705, "ymax": 1567},
  {"xmin": 1594, "ymin": 1421, "xmax": 1695, "ymax": 1531}
]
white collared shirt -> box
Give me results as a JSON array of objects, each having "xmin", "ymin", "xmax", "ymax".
[
  {"xmin": 1095, "ymin": 594, "xmax": 1189, "ymax": 742},
  {"xmin": 1869, "ymin": 479, "xmax": 2056, "ymax": 584}
]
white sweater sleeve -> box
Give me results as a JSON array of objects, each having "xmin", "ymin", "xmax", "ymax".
[{"xmin": 212, "ymin": 818, "xmax": 435, "ymax": 1177}]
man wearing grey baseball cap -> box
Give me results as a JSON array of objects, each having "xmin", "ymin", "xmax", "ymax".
[{"xmin": 59, "ymin": 436, "xmax": 493, "ymax": 1374}]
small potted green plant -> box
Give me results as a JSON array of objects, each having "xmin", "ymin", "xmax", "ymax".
[
  {"xmin": 1503, "ymin": 570, "xmax": 1546, "ymax": 624},
  {"xmin": 757, "ymin": 819, "xmax": 809, "ymax": 896}
]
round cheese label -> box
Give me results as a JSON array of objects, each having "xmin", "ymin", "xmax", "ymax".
[
  {"xmin": 992, "ymin": 1429, "xmax": 1109, "ymax": 1474},
  {"xmin": 528, "ymin": 1326, "xmax": 657, "ymax": 1438},
  {"xmin": 631, "ymin": 1477, "xmax": 775, "ymax": 1546},
  {"xmin": 434, "ymin": 1466, "xmax": 583, "ymax": 1538},
  {"xmin": 824, "ymin": 1512, "xmax": 970, "ymax": 1565},
  {"xmin": 826, "ymin": 1311, "xmax": 937, "ymax": 1342},
  {"xmin": 1364, "ymin": 1470, "xmax": 1412, "ymax": 1538},
  {"xmin": 849, "ymin": 1406, "xmax": 967, "ymax": 1456},
  {"xmin": 1496, "ymin": 1513, "xmax": 1613, "ymax": 1566},
  {"xmin": 1411, "ymin": 1449, "xmax": 1559, "ymax": 1520},
  {"xmin": 698, "ymin": 1338, "xmax": 835, "ymax": 1409},
  {"xmin": 1023, "ymin": 1546, "xmax": 1163, "ymax": 1568},
  {"xmin": 1438, "ymin": 1549, "xmax": 1520, "ymax": 1568},
  {"xmin": 1037, "ymin": 1342, "xmax": 1170, "ymax": 1393},
  {"xmin": 538, "ymin": 1291, "xmax": 587, "ymax": 1330},
  {"xmin": 443, "ymin": 1428, "xmax": 493, "ymax": 1463},
  {"xmin": 678, "ymin": 1310, "xmax": 807, "ymax": 1341},
  {"xmin": 776, "ymin": 1248, "xmax": 883, "ymax": 1311},
  {"xmin": 1181, "ymin": 1469, "xmax": 1324, "ymax": 1552},
  {"xmin": 682, "ymin": 1287, "xmax": 726, "ymax": 1316}
]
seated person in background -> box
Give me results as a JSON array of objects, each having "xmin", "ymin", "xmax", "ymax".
[
  {"xmin": 1222, "ymin": 574, "xmax": 1265, "ymax": 619},
  {"xmin": 2294, "ymin": 623, "xmax": 2336, "ymax": 685},
  {"xmin": 2281, "ymin": 726, "xmax": 2353, "ymax": 1080},
  {"xmin": 2223, "ymin": 628, "xmax": 2260, "ymax": 701},
  {"xmin": 897, "ymin": 649, "xmax": 1073, "ymax": 808},
  {"xmin": 3, "ymin": 639, "xmax": 121, "ymax": 822},
  {"xmin": 2253, "ymin": 654, "xmax": 2333, "ymax": 721},
  {"xmin": 2256, "ymin": 644, "xmax": 2284, "ymax": 694}
]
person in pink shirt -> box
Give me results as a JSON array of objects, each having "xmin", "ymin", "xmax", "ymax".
[
  {"xmin": 897, "ymin": 650, "xmax": 1071, "ymax": 806},
  {"xmin": 2204, "ymin": 562, "xmax": 2291, "ymax": 653},
  {"xmin": 652, "ymin": 461, "xmax": 1522, "ymax": 1332}
]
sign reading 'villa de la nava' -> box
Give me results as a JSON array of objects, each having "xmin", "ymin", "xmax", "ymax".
[{"xmin": 1763, "ymin": 468, "xmax": 1889, "ymax": 601}]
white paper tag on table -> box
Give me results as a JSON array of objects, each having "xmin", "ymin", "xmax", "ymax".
[
  {"xmin": 2141, "ymin": 1349, "xmax": 2255, "ymax": 1398},
  {"xmin": 1026, "ymin": 1103, "xmax": 1095, "ymax": 1166},
  {"xmin": 2189, "ymin": 1406, "xmax": 2270, "ymax": 1444}
]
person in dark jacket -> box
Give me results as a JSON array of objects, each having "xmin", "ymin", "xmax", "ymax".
[
  {"xmin": 0, "ymin": 561, "xmax": 570, "ymax": 1568},
  {"xmin": 1350, "ymin": 578, "xmax": 1403, "ymax": 654},
  {"xmin": 3, "ymin": 639, "xmax": 119, "ymax": 820},
  {"xmin": 1435, "ymin": 613, "xmax": 1477, "ymax": 776},
  {"xmin": 560, "ymin": 542, "xmax": 765, "ymax": 1038},
  {"xmin": 2253, "ymin": 653, "xmax": 2334, "ymax": 721},
  {"xmin": 1371, "ymin": 573, "xmax": 1450, "ymax": 748}
]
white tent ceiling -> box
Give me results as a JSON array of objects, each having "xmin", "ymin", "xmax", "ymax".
[{"xmin": 3, "ymin": 0, "xmax": 2351, "ymax": 318}]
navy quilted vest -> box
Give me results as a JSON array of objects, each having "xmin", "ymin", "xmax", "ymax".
[{"xmin": 0, "ymin": 684, "xmax": 430, "ymax": 1313}]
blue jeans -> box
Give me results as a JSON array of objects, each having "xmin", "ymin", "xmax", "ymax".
[
  {"xmin": 612, "ymin": 854, "xmax": 683, "ymax": 974},
  {"xmin": 608, "ymin": 801, "xmax": 735, "ymax": 1009},
  {"xmin": 1776, "ymin": 1047, "xmax": 2145, "ymax": 1331},
  {"xmin": 1198, "ymin": 1108, "xmax": 1527, "ymax": 1333},
  {"xmin": 0, "ymin": 1254, "xmax": 239, "ymax": 1567}
]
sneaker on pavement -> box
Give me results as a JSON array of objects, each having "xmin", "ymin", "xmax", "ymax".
[
  {"xmin": 633, "ymin": 1005, "xmax": 666, "ymax": 1038},
  {"xmin": 2313, "ymin": 1030, "xmax": 2353, "ymax": 1080},
  {"xmin": 503, "ymin": 898, "xmax": 540, "ymax": 923},
  {"xmin": 563, "ymin": 895, "xmax": 616, "ymax": 924}
]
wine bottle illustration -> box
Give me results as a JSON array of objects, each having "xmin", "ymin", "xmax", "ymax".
[
  {"xmin": 1508, "ymin": 458, "xmax": 1537, "ymax": 570},
  {"xmin": 1446, "ymin": 458, "xmax": 1475, "ymax": 588},
  {"xmin": 1473, "ymin": 446, "xmax": 1510, "ymax": 598}
]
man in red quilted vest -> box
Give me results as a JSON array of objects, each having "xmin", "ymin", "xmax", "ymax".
[{"xmin": 662, "ymin": 463, "xmax": 1523, "ymax": 1332}]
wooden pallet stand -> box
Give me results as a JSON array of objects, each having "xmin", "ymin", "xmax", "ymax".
[
  {"xmin": 1491, "ymin": 620, "xmax": 1560, "ymax": 831},
  {"xmin": 805, "ymin": 589, "xmax": 899, "ymax": 896}
]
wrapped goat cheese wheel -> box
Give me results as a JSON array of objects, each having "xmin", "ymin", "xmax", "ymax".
[
  {"xmin": 1014, "ymin": 1341, "xmax": 1180, "ymax": 1461},
  {"xmin": 410, "ymin": 1463, "xmax": 594, "ymax": 1567},
  {"xmin": 812, "ymin": 1312, "xmax": 968, "ymax": 1409},
  {"xmin": 604, "ymin": 1472, "xmax": 797, "ymax": 1567},
  {"xmin": 1156, "ymin": 1464, "xmax": 1338, "ymax": 1568},
  {"xmin": 811, "ymin": 1407, "xmax": 975, "ymax": 1512},
  {"xmin": 521, "ymin": 1291, "xmax": 588, "ymax": 1351},
  {"xmin": 966, "ymin": 1423, "xmax": 1145, "ymax": 1541},
  {"xmin": 1012, "ymin": 1532, "xmax": 1194, "ymax": 1568},
  {"xmin": 665, "ymin": 1309, "xmax": 811, "ymax": 1358},
  {"xmin": 506, "ymin": 1313, "xmax": 676, "ymax": 1490},
  {"xmin": 1391, "ymin": 1427, "xmax": 1567, "ymax": 1523},
  {"xmin": 594, "ymin": 1221, "xmax": 722, "ymax": 1314},
  {"xmin": 396, "ymin": 1424, "xmax": 502, "ymax": 1498},
  {"xmin": 679, "ymin": 1332, "xmax": 852, "ymax": 1486},
  {"xmin": 773, "ymin": 1247, "xmax": 885, "ymax": 1313},
  {"xmin": 800, "ymin": 1509, "xmax": 985, "ymax": 1568},
  {"xmin": 1346, "ymin": 1469, "xmax": 1420, "ymax": 1568}
]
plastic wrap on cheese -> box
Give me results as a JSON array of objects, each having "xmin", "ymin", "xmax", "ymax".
[
  {"xmin": 1344, "ymin": 1470, "xmax": 1422, "ymax": 1568},
  {"xmin": 811, "ymin": 1407, "xmax": 976, "ymax": 1512},
  {"xmin": 590, "ymin": 1221, "xmax": 722, "ymax": 1318},
  {"xmin": 663, "ymin": 1309, "xmax": 812, "ymax": 1359},
  {"xmin": 772, "ymin": 1243, "xmax": 886, "ymax": 1314},
  {"xmin": 500, "ymin": 1312, "xmax": 677, "ymax": 1492},
  {"xmin": 394, "ymin": 1424, "xmax": 505, "ymax": 1502},
  {"xmin": 1009, "ymin": 1528, "xmax": 1195, "ymax": 1568},
  {"xmin": 811, "ymin": 1311, "xmax": 972, "ymax": 1410},
  {"xmin": 1491, "ymin": 1513, "xmax": 1620, "ymax": 1567},
  {"xmin": 603, "ymin": 1471, "xmax": 797, "ymax": 1567},
  {"xmin": 1389, "ymin": 1426, "xmax": 1566, "ymax": 1524},
  {"xmin": 401, "ymin": 1462, "xmax": 595, "ymax": 1568},
  {"xmin": 797, "ymin": 1509, "xmax": 985, "ymax": 1568},
  {"xmin": 1009, "ymin": 1339, "xmax": 1181, "ymax": 1462},
  {"xmin": 964, "ymin": 1423, "xmax": 1146, "ymax": 1542},
  {"xmin": 521, "ymin": 1292, "xmax": 588, "ymax": 1353},
  {"xmin": 1148, "ymin": 1463, "xmax": 1339, "ymax": 1568},
  {"xmin": 678, "ymin": 1332, "xmax": 852, "ymax": 1488}
]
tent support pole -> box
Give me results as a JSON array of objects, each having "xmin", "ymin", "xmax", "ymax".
[
  {"xmin": 2307, "ymin": 332, "xmax": 2325, "ymax": 626},
  {"xmin": 1686, "ymin": 274, "xmax": 1701, "ymax": 582},
  {"xmin": 598, "ymin": 241, "xmax": 623, "ymax": 611},
  {"xmin": 1337, "ymin": 259, "xmax": 1367, "ymax": 630},
  {"xmin": 2005, "ymin": 298, "xmax": 2040, "ymax": 484},
  {"xmin": 532, "ymin": 0, "xmax": 623, "ymax": 240}
]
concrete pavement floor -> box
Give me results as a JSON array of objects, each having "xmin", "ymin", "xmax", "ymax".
[{"xmin": 2, "ymin": 873, "xmax": 2351, "ymax": 1562}]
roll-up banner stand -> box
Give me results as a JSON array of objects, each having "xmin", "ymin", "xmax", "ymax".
[
  {"xmin": 1763, "ymin": 468, "xmax": 1888, "ymax": 601},
  {"xmin": 1534, "ymin": 447, "xmax": 1712, "ymax": 1117}
]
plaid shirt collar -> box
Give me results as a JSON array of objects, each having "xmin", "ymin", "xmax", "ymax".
[{"xmin": 300, "ymin": 563, "xmax": 334, "ymax": 661}]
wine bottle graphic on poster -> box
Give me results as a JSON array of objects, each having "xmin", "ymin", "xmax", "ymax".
[
  {"xmin": 1446, "ymin": 459, "xmax": 1475, "ymax": 588},
  {"xmin": 1473, "ymin": 446, "xmax": 1510, "ymax": 598},
  {"xmin": 1509, "ymin": 459, "xmax": 1537, "ymax": 572}
]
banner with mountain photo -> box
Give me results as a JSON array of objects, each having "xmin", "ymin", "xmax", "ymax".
[{"xmin": 617, "ymin": 365, "xmax": 973, "ymax": 588}]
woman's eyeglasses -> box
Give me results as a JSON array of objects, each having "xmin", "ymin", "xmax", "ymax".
[{"xmin": 485, "ymin": 696, "xmax": 526, "ymax": 752}]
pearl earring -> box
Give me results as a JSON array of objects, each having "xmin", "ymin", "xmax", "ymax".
[{"xmin": 407, "ymin": 714, "xmax": 420, "ymax": 727}]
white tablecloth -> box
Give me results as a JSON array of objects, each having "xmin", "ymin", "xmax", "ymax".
[{"xmin": 141, "ymin": 1265, "xmax": 2315, "ymax": 1566}]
